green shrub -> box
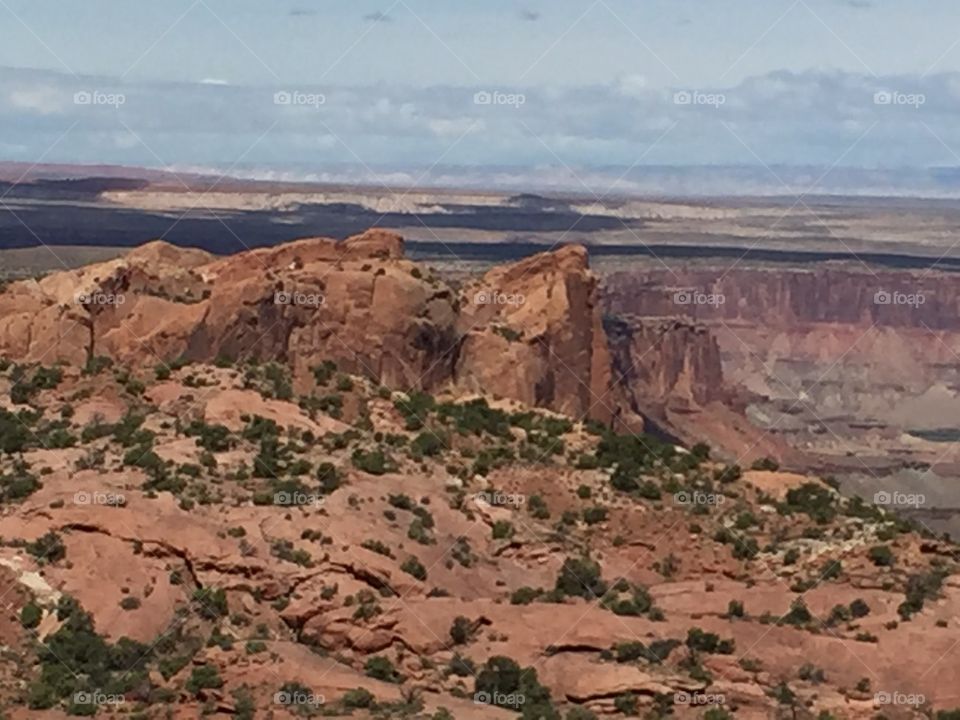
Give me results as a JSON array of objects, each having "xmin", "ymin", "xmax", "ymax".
[
  {"xmin": 751, "ymin": 456, "xmax": 780, "ymax": 471},
  {"xmin": 364, "ymin": 656, "xmax": 402, "ymax": 683},
  {"xmin": 352, "ymin": 448, "xmax": 394, "ymax": 475},
  {"xmin": 26, "ymin": 531, "xmax": 66, "ymax": 563},
  {"xmin": 510, "ymin": 587, "xmax": 542, "ymax": 605},
  {"xmin": 20, "ymin": 601, "xmax": 42, "ymax": 629},
  {"xmin": 555, "ymin": 557, "xmax": 607, "ymax": 599},
  {"xmin": 868, "ymin": 545, "xmax": 895, "ymax": 567},
  {"xmin": 401, "ymin": 556, "xmax": 427, "ymax": 581},
  {"xmin": 450, "ymin": 616, "xmax": 473, "ymax": 645},
  {"xmin": 582, "ymin": 506, "xmax": 608, "ymax": 525},
  {"xmin": 186, "ymin": 664, "xmax": 223, "ymax": 696}
]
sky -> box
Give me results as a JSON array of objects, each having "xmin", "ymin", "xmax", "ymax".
[{"xmin": 3, "ymin": 0, "xmax": 960, "ymax": 191}]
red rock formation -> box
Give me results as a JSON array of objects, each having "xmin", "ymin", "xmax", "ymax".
[
  {"xmin": 455, "ymin": 244, "xmax": 613, "ymax": 423},
  {"xmin": 0, "ymin": 233, "xmax": 614, "ymax": 423}
]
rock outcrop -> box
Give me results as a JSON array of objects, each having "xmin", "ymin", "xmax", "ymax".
[
  {"xmin": 0, "ymin": 232, "xmax": 619, "ymax": 424},
  {"xmin": 455, "ymin": 244, "xmax": 613, "ymax": 423}
]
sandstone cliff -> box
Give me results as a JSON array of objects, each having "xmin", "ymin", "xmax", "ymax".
[{"xmin": 0, "ymin": 232, "xmax": 619, "ymax": 424}]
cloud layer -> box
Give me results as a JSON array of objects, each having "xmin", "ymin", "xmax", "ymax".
[{"xmin": 1, "ymin": 65, "xmax": 959, "ymax": 194}]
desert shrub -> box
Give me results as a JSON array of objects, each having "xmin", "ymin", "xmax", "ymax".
[
  {"xmin": 20, "ymin": 601, "xmax": 42, "ymax": 629},
  {"xmin": 186, "ymin": 664, "xmax": 223, "ymax": 696},
  {"xmin": 437, "ymin": 398, "xmax": 511, "ymax": 438},
  {"xmin": 401, "ymin": 556, "xmax": 427, "ymax": 581},
  {"xmin": 361, "ymin": 539, "xmax": 394, "ymax": 558},
  {"xmin": 26, "ymin": 531, "xmax": 66, "ymax": 564},
  {"xmin": 899, "ymin": 568, "xmax": 947, "ymax": 620},
  {"xmin": 751, "ymin": 456, "xmax": 780, "ymax": 471},
  {"xmin": 0, "ymin": 459, "xmax": 41, "ymax": 501},
  {"xmin": 393, "ymin": 391, "xmax": 436, "ymax": 430},
  {"xmin": 475, "ymin": 656, "xmax": 555, "ymax": 715},
  {"xmin": 27, "ymin": 597, "xmax": 151, "ymax": 710},
  {"xmin": 119, "ymin": 597, "xmax": 141, "ymax": 611},
  {"xmin": 351, "ymin": 447, "xmax": 394, "ymax": 475},
  {"xmin": 342, "ymin": 687, "xmax": 376, "ymax": 709},
  {"xmin": 686, "ymin": 627, "xmax": 735, "ymax": 654},
  {"xmin": 555, "ymin": 557, "xmax": 607, "ymax": 600},
  {"xmin": 528, "ymin": 494, "xmax": 550, "ymax": 519},
  {"xmin": 450, "ymin": 616, "xmax": 474, "ymax": 645},
  {"xmin": 316, "ymin": 462, "xmax": 340, "ymax": 493},
  {"xmin": 312, "ymin": 360, "xmax": 338, "ymax": 386},
  {"xmin": 364, "ymin": 656, "xmax": 402, "ymax": 683},
  {"xmin": 868, "ymin": 544, "xmax": 895, "ymax": 567},
  {"xmin": 582, "ymin": 506, "xmax": 608, "ymax": 525},
  {"xmin": 411, "ymin": 430, "xmax": 448, "ymax": 458},
  {"xmin": 510, "ymin": 587, "xmax": 542, "ymax": 605},
  {"xmin": 782, "ymin": 598, "xmax": 813, "ymax": 626},
  {"xmin": 492, "ymin": 520, "xmax": 515, "ymax": 539},
  {"xmin": 192, "ymin": 588, "xmax": 228, "ymax": 619},
  {"xmin": 184, "ymin": 420, "xmax": 234, "ymax": 452},
  {"xmin": 0, "ymin": 409, "xmax": 31, "ymax": 455},
  {"xmin": 780, "ymin": 483, "xmax": 836, "ymax": 524}
]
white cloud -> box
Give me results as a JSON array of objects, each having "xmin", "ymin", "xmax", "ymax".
[{"xmin": 8, "ymin": 86, "xmax": 67, "ymax": 115}]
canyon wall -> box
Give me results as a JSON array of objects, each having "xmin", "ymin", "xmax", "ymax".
[{"xmin": 603, "ymin": 266, "xmax": 960, "ymax": 330}]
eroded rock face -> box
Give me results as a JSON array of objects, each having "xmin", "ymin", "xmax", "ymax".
[
  {"xmin": 0, "ymin": 233, "xmax": 618, "ymax": 423},
  {"xmin": 455, "ymin": 245, "xmax": 613, "ymax": 424},
  {"xmin": 607, "ymin": 315, "xmax": 726, "ymax": 412},
  {"xmin": 0, "ymin": 231, "xmax": 461, "ymax": 391}
]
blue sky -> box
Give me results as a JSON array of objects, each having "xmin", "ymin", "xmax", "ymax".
[{"xmin": 3, "ymin": 0, "xmax": 960, "ymax": 189}]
